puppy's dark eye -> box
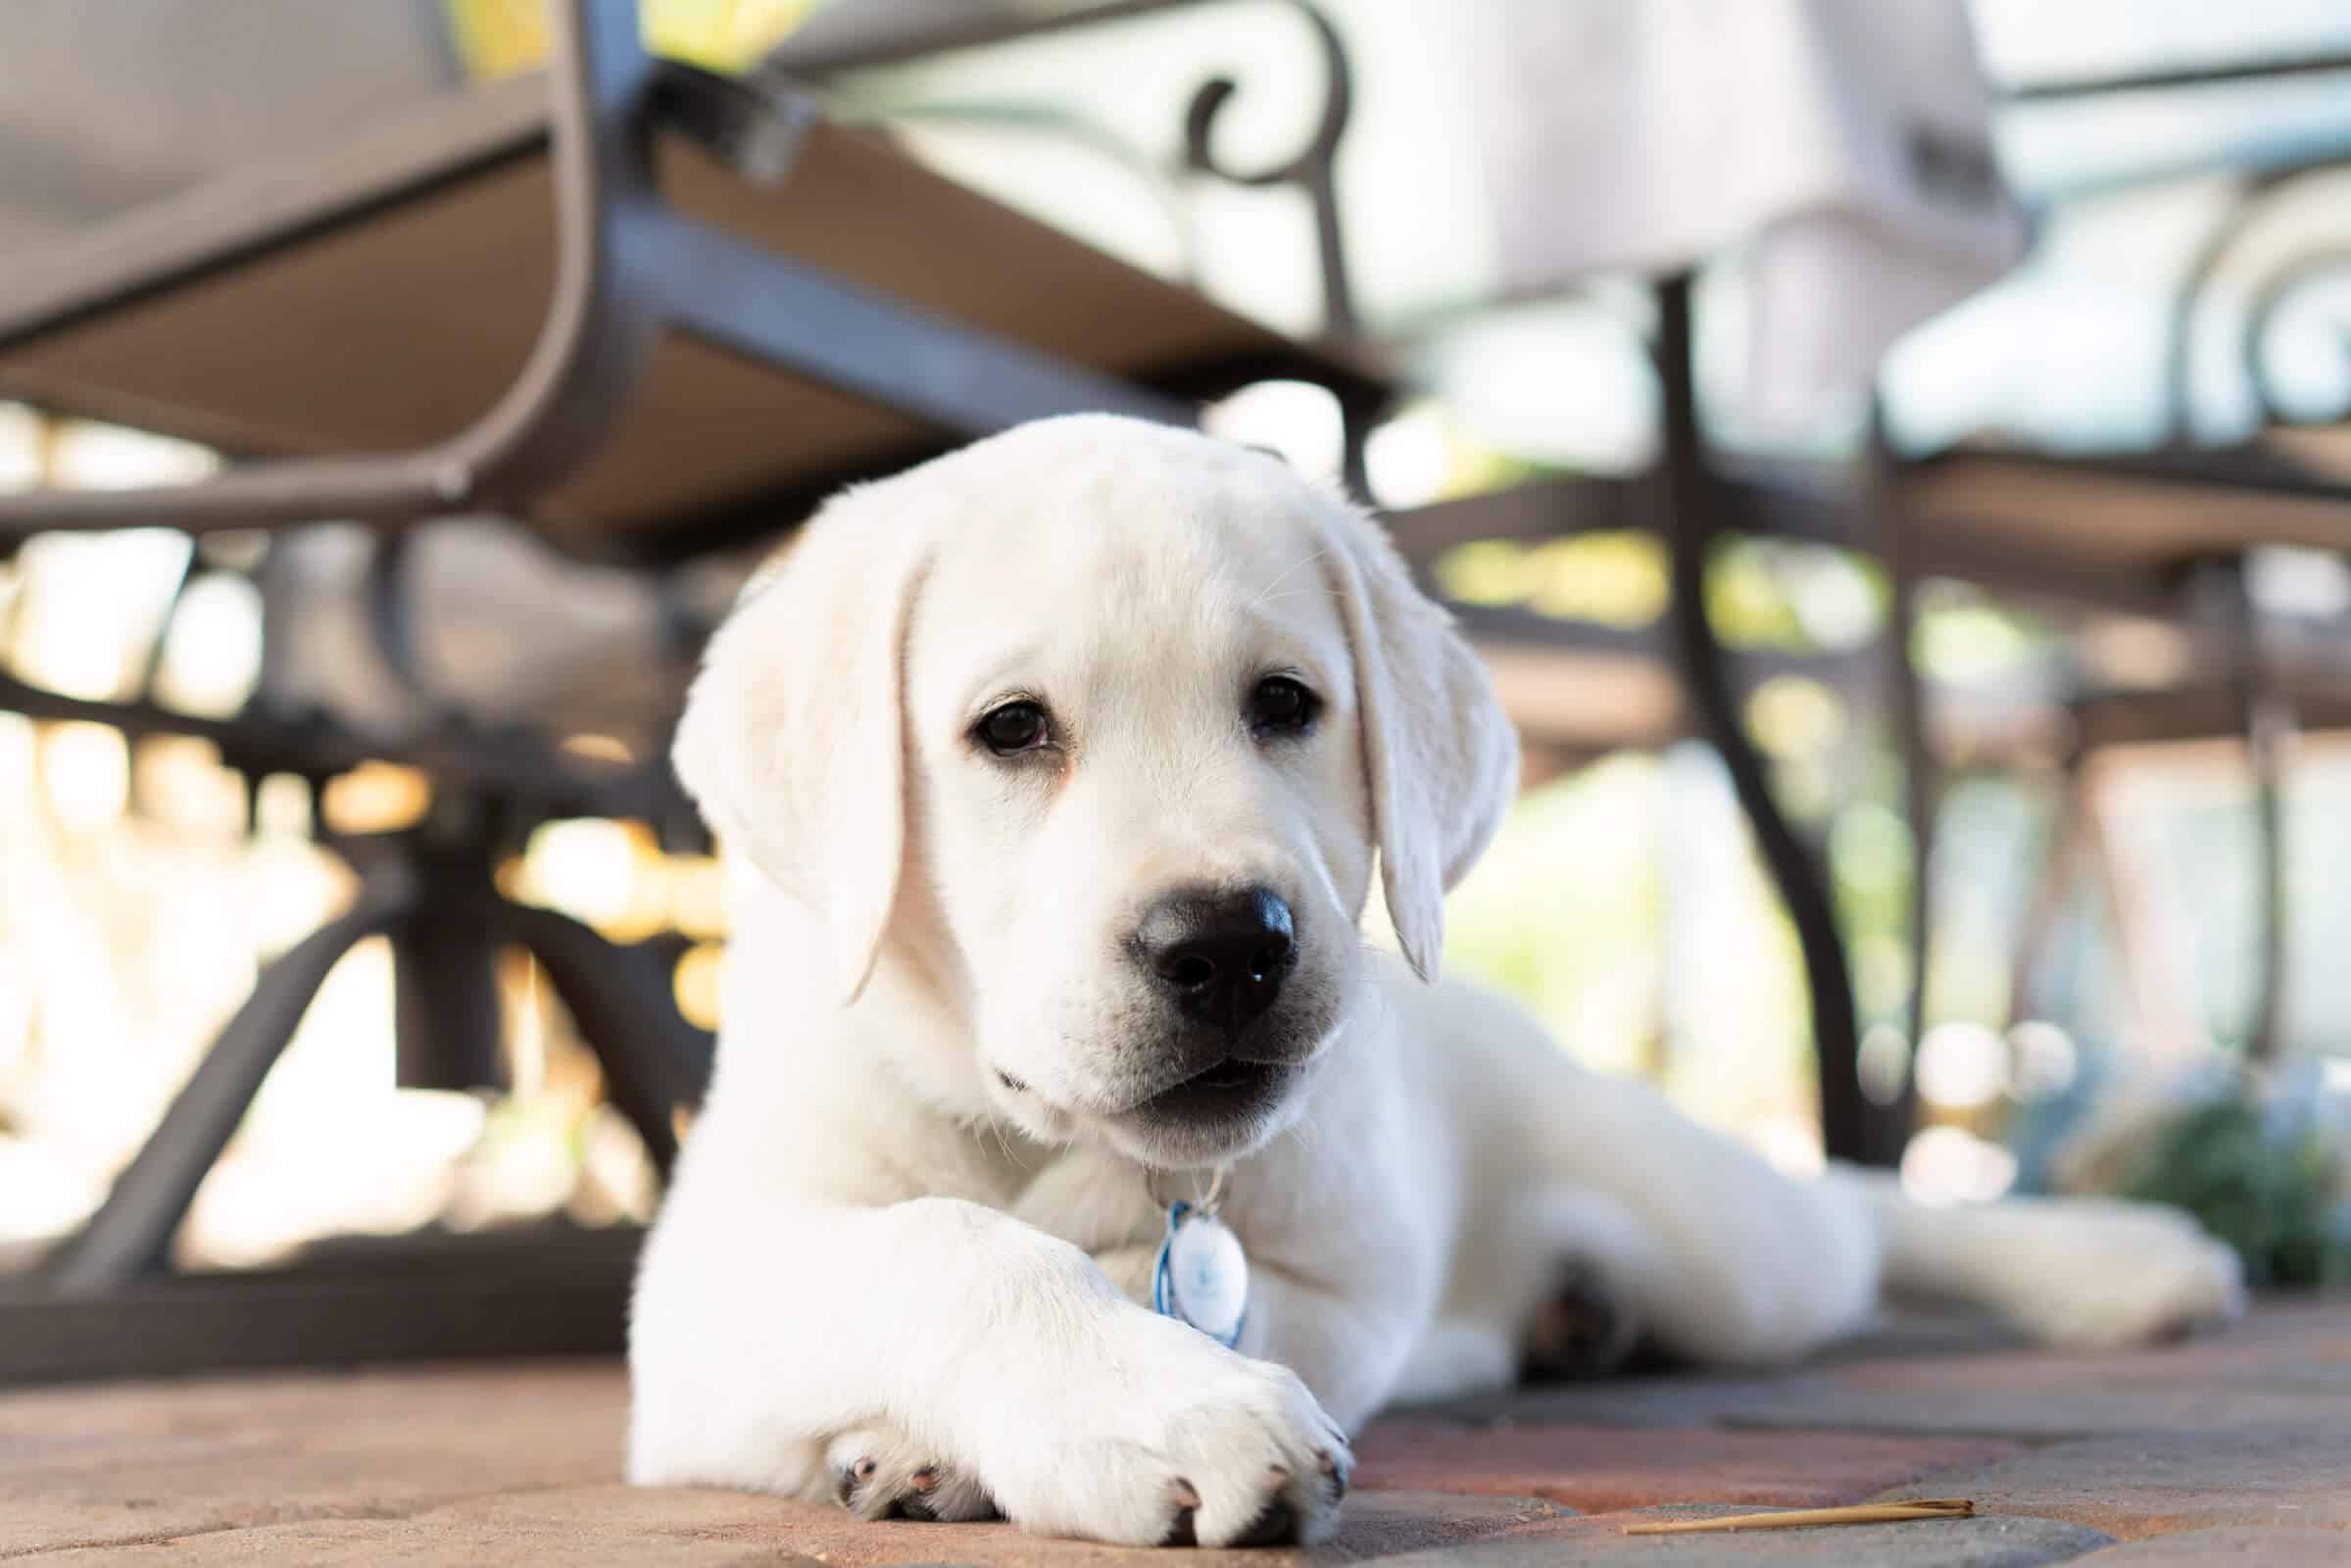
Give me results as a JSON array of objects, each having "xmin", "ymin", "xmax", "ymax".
[
  {"xmin": 1249, "ymin": 675, "xmax": 1318, "ymax": 738},
  {"xmin": 976, "ymin": 700, "xmax": 1051, "ymax": 756}
]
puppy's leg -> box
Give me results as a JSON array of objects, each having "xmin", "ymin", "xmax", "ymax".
[
  {"xmin": 629, "ymin": 1192, "xmax": 1350, "ymax": 1547},
  {"xmin": 1445, "ymin": 987, "xmax": 2240, "ymax": 1374},
  {"xmin": 1394, "ymin": 1183, "xmax": 1653, "ymax": 1404},
  {"xmin": 1422, "ymin": 984, "xmax": 1882, "ymax": 1375},
  {"xmin": 1388, "ymin": 1319, "xmax": 1519, "ymax": 1405},
  {"xmin": 1090, "ymin": 1241, "xmax": 1420, "ymax": 1442},
  {"xmin": 1519, "ymin": 1258, "xmax": 1647, "ymax": 1381},
  {"xmin": 1833, "ymin": 1168, "xmax": 2246, "ymax": 1349},
  {"xmin": 1240, "ymin": 1266, "xmax": 1433, "ymax": 1436},
  {"xmin": 1513, "ymin": 1078, "xmax": 1886, "ymax": 1368},
  {"xmin": 1520, "ymin": 1090, "xmax": 2239, "ymax": 1365},
  {"xmin": 1016, "ymin": 1144, "xmax": 1432, "ymax": 1439},
  {"xmin": 824, "ymin": 1426, "xmax": 1001, "ymax": 1522}
]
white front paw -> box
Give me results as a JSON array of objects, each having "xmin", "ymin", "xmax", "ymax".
[
  {"xmin": 991, "ymin": 1317, "xmax": 1351, "ymax": 1547},
  {"xmin": 826, "ymin": 1425, "xmax": 999, "ymax": 1523},
  {"xmin": 1995, "ymin": 1199, "xmax": 2247, "ymax": 1349}
]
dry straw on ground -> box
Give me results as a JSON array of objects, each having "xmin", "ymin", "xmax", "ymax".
[{"xmin": 1623, "ymin": 1499, "xmax": 1976, "ymax": 1535}]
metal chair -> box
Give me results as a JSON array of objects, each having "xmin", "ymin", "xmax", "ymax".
[{"xmin": 0, "ymin": 0, "xmax": 1383, "ymax": 1382}]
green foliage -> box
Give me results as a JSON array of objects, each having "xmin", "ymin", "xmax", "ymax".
[{"xmin": 2116, "ymin": 1096, "xmax": 2351, "ymax": 1289}]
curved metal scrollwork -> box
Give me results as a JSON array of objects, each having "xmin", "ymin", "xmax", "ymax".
[
  {"xmin": 2240, "ymin": 245, "xmax": 2351, "ymax": 426},
  {"xmin": 2166, "ymin": 162, "xmax": 2351, "ymax": 436},
  {"xmin": 824, "ymin": 0, "xmax": 1361, "ymax": 341},
  {"xmin": 1179, "ymin": 0, "xmax": 1358, "ymax": 337}
]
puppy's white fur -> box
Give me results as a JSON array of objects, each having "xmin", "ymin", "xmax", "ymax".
[{"xmin": 629, "ymin": 416, "xmax": 2243, "ymax": 1547}]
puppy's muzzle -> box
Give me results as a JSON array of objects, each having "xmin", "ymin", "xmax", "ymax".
[{"xmin": 1132, "ymin": 884, "xmax": 1296, "ymax": 1041}]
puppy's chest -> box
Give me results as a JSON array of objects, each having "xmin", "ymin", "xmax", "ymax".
[
  {"xmin": 1006, "ymin": 1149, "xmax": 1295, "ymax": 1277},
  {"xmin": 1006, "ymin": 1152, "xmax": 1164, "ymax": 1258}
]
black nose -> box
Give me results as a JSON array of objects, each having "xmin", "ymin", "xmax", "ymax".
[{"xmin": 1135, "ymin": 886, "xmax": 1298, "ymax": 1038}]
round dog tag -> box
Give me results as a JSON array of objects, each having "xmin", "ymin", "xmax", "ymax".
[{"xmin": 1153, "ymin": 1200, "xmax": 1249, "ymax": 1348}]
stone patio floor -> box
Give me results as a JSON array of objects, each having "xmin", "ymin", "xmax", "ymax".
[{"xmin": 5, "ymin": 1298, "xmax": 2348, "ymax": 1565}]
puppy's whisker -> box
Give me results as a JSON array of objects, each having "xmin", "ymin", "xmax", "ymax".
[
  {"xmin": 1250, "ymin": 586, "xmax": 1340, "ymax": 609},
  {"xmin": 1000, "ymin": 1120, "xmax": 1032, "ymax": 1174},
  {"xmin": 983, "ymin": 1106, "xmax": 1033, "ymax": 1173},
  {"xmin": 1250, "ymin": 547, "xmax": 1325, "ymax": 604},
  {"xmin": 1247, "ymin": 546, "xmax": 1335, "ymax": 612}
]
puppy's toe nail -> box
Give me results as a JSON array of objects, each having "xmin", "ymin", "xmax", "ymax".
[
  {"xmin": 1170, "ymin": 1478, "xmax": 1201, "ymax": 1511},
  {"xmin": 853, "ymin": 1457, "xmax": 877, "ymax": 1481},
  {"xmin": 910, "ymin": 1468, "xmax": 939, "ymax": 1494},
  {"xmin": 1231, "ymin": 1495, "xmax": 1298, "ymax": 1547}
]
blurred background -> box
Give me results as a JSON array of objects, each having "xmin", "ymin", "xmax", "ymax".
[{"xmin": 3, "ymin": 0, "xmax": 2349, "ymax": 1371}]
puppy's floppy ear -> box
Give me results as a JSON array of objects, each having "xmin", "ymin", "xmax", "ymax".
[
  {"xmin": 1320, "ymin": 500, "xmax": 1518, "ymax": 983},
  {"xmin": 672, "ymin": 488, "xmax": 930, "ymax": 1004}
]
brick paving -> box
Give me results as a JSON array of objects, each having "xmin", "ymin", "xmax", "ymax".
[
  {"xmin": 1351, "ymin": 1421, "xmax": 2023, "ymax": 1513},
  {"xmin": 4, "ymin": 1299, "xmax": 2346, "ymax": 1564}
]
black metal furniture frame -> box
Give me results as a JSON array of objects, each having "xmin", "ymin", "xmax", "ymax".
[
  {"xmin": 0, "ymin": 5, "xmax": 1192, "ymax": 537},
  {"xmin": 11, "ymin": 2, "xmax": 2343, "ymax": 1388},
  {"xmin": 0, "ymin": 651, "xmax": 716, "ymax": 1375},
  {"xmin": 1898, "ymin": 77, "xmax": 2351, "ymax": 1073},
  {"xmin": 0, "ymin": 0, "xmax": 1388, "ymax": 1383},
  {"xmin": 1393, "ymin": 41, "xmax": 2351, "ymax": 1143},
  {"xmin": 0, "ymin": 0, "xmax": 1960, "ymax": 1323}
]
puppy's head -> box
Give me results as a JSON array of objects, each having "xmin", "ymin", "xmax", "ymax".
[{"xmin": 677, "ymin": 416, "xmax": 1516, "ymax": 1167}]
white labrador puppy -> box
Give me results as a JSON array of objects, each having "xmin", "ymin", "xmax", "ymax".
[{"xmin": 628, "ymin": 415, "xmax": 2243, "ymax": 1547}]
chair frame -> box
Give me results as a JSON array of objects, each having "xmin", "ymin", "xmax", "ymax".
[
  {"xmin": 9, "ymin": 4, "xmax": 2348, "ymax": 1384},
  {"xmin": 0, "ymin": 1, "xmax": 1200, "ymax": 539},
  {"xmin": 0, "ymin": 0, "xmax": 1383, "ymax": 1384}
]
